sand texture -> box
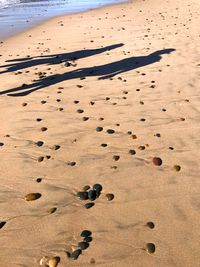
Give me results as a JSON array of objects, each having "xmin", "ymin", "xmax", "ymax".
[{"xmin": 0, "ymin": 0, "xmax": 200, "ymax": 266}]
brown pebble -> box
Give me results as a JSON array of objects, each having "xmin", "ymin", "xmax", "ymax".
[
  {"xmin": 22, "ymin": 103, "xmax": 27, "ymax": 106},
  {"xmin": 51, "ymin": 145, "xmax": 60, "ymax": 150},
  {"xmin": 41, "ymin": 127, "xmax": 47, "ymax": 132},
  {"xmin": 25, "ymin": 193, "xmax": 41, "ymax": 201},
  {"xmin": 145, "ymin": 243, "xmax": 156, "ymax": 253},
  {"xmin": 48, "ymin": 257, "xmax": 60, "ymax": 267},
  {"xmin": 173, "ymin": 165, "xmax": 181, "ymax": 171},
  {"xmin": 146, "ymin": 222, "xmax": 155, "ymax": 229},
  {"xmin": 113, "ymin": 155, "xmax": 120, "ymax": 161},
  {"xmin": 152, "ymin": 157, "xmax": 162, "ymax": 166},
  {"xmin": 38, "ymin": 156, "xmax": 44, "ymax": 162},
  {"xmin": 138, "ymin": 146, "xmax": 145, "ymax": 150},
  {"xmin": 48, "ymin": 207, "xmax": 57, "ymax": 214},
  {"xmin": 106, "ymin": 193, "xmax": 114, "ymax": 201},
  {"xmin": 131, "ymin": 134, "xmax": 137, "ymax": 139},
  {"xmin": 129, "ymin": 149, "xmax": 136, "ymax": 155}
]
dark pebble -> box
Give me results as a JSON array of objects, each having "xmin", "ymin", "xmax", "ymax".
[
  {"xmin": 129, "ymin": 149, "xmax": 136, "ymax": 155},
  {"xmin": 138, "ymin": 146, "xmax": 145, "ymax": 150},
  {"xmin": 107, "ymin": 129, "xmax": 115, "ymax": 134},
  {"xmin": 67, "ymin": 161, "xmax": 76, "ymax": 166},
  {"xmin": 145, "ymin": 243, "xmax": 156, "ymax": 253},
  {"xmin": 93, "ymin": 184, "xmax": 103, "ymax": 194},
  {"xmin": 78, "ymin": 241, "xmax": 89, "ymax": 250},
  {"xmin": 38, "ymin": 156, "xmax": 44, "ymax": 162},
  {"xmin": 81, "ymin": 230, "xmax": 92, "ymax": 238},
  {"xmin": 77, "ymin": 191, "xmax": 88, "ymax": 200},
  {"xmin": 41, "ymin": 127, "xmax": 47, "ymax": 132},
  {"xmin": 113, "ymin": 155, "xmax": 120, "ymax": 161},
  {"xmin": 0, "ymin": 221, "xmax": 6, "ymax": 229},
  {"xmin": 36, "ymin": 118, "xmax": 42, "ymax": 122},
  {"xmin": 84, "ymin": 202, "xmax": 95, "ymax": 209},
  {"xmin": 152, "ymin": 157, "xmax": 162, "ymax": 166},
  {"xmin": 96, "ymin": 127, "xmax": 103, "ymax": 132},
  {"xmin": 88, "ymin": 190, "xmax": 97, "ymax": 201},
  {"xmin": 0, "ymin": 142, "xmax": 4, "ymax": 147},
  {"xmin": 70, "ymin": 249, "xmax": 82, "ymax": 260},
  {"xmin": 146, "ymin": 222, "xmax": 155, "ymax": 229},
  {"xmin": 83, "ymin": 236, "xmax": 93, "ymax": 243},
  {"xmin": 101, "ymin": 143, "xmax": 107, "ymax": 147},
  {"xmin": 77, "ymin": 109, "xmax": 84, "ymax": 113},
  {"xmin": 36, "ymin": 178, "xmax": 42, "ymax": 183},
  {"xmin": 36, "ymin": 141, "xmax": 44, "ymax": 147}
]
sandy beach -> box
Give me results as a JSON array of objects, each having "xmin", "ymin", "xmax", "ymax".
[{"xmin": 0, "ymin": 0, "xmax": 200, "ymax": 266}]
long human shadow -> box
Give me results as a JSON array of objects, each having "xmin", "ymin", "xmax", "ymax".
[
  {"xmin": 0, "ymin": 48, "xmax": 175, "ymax": 97},
  {"xmin": 0, "ymin": 43, "xmax": 124, "ymax": 74}
]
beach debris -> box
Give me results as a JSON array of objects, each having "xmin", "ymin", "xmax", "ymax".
[{"xmin": 25, "ymin": 193, "xmax": 41, "ymax": 201}]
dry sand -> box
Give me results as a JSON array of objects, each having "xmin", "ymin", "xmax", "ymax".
[{"xmin": 0, "ymin": 0, "xmax": 200, "ymax": 266}]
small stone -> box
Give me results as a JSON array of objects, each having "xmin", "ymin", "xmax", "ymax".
[
  {"xmin": 83, "ymin": 185, "xmax": 90, "ymax": 191},
  {"xmin": 88, "ymin": 190, "xmax": 97, "ymax": 201},
  {"xmin": 129, "ymin": 149, "xmax": 136, "ymax": 155},
  {"xmin": 83, "ymin": 117, "xmax": 89, "ymax": 121},
  {"xmin": 145, "ymin": 243, "xmax": 156, "ymax": 253},
  {"xmin": 113, "ymin": 155, "xmax": 120, "ymax": 161},
  {"xmin": 101, "ymin": 143, "xmax": 107, "ymax": 147},
  {"xmin": 36, "ymin": 178, "xmax": 42, "ymax": 183},
  {"xmin": 90, "ymin": 258, "xmax": 96, "ymax": 264},
  {"xmin": 93, "ymin": 184, "xmax": 103, "ymax": 193},
  {"xmin": 48, "ymin": 207, "xmax": 57, "ymax": 214},
  {"xmin": 146, "ymin": 222, "xmax": 155, "ymax": 229},
  {"xmin": 48, "ymin": 256, "xmax": 60, "ymax": 267},
  {"xmin": 36, "ymin": 118, "xmax": 42, "ymax": 122},
  {"xmin": 107, "ymin": 129, "xmax": 115, "ymax": 134},
  {"xmin": 173, "ymin": 165, "xmax": 181, "ymax": 172},
  {"xmin": 77, "ymin": 109, "xmax": 84, "ymax": 113},
  {"xmin": 152, "ymin": 157, "xmax": 162, "ymax": 166},
  {"xmin": 131, "ymin": 134, "xmax": 137, "ymax": 139},
  {"xmin": 0, "ymin": 142, "xmax": 4, "ymax": 147},
  {"xmin": 67, "ymin": 161, "xmax": 76, "ymax": 166},
  {"xmin": 106, "ymin": 193, "xmax": 114, "ymax": 201},
  {"xmin": 25, "ymin": 193, "xmax": 41, "ymax": 201},
  {"xmin": 41, "ymin": 100, "xmax": 46, "ymax": 104},
  {"xmin": 77, "ymin": 191, "xmax": 88, "ymax": 200},
  {"xmin": 84, "ymin": 203, "xmax": 95, "ymax": 209},
  {"xmin": 36, "ymin": 141, "xmax": 44, "ymax": 147},
  {"xmin": 83, "ymin": 236, "xmax": 93, "ymax": 243},
  {"xmin": 22, "ymin": 102, "xmax": 27, "ymax": 106},
  {"xmin": 51, "ymin": 145, "xmax": 60, "ymax": 150},
  {"xmin": 38, "ymin": 156, "xmax": 44, "ymax": 162},
  {"xmin": 138, "ymin": 146, "xmax": 145, "ymax": 150},
  {"xmin": 96, "ymin": 127, "xmax": 103, "ymax": 132},
  {"xmin": 0, "ymin": 221, "xmax": 6, "ymax": 229},
  {"xmin": 41, "ymin": 127, "xmax": 47, "ymax": 132},
  {"xmin": 81, "ymin": 230, "xmax": 92, "ymax": 238},
  {"xmin": 70, "ymin": 249, "xmax": 82, "ymax": 260},
  {"xmin": 78, "ymin": 241, "xmax": 89, "ymax": 250}
]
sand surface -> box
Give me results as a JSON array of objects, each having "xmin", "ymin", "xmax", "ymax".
[{"xmin": 0, "ymin": 0, "xmax": 200, "ymax": 266}]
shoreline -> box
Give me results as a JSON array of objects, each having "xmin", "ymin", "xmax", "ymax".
[
  {"xmin": 0, "ymin": 0, "xmax": 128, "ymax": 41},
  {"xmin": 0, "ymin": 0, "xmax": 200, "ymax": 266}
]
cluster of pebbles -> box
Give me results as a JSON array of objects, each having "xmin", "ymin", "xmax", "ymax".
[
  {"xmin": 76, "ymin": 184, "xmax": 114, "ymax": 209},
  {"xmin": 77, "ymin": 183, "xmax": 103, "ymax": 209},
  {"xmin": 40, "ymin": 230, "xmax": 92, "ymax": 266}
]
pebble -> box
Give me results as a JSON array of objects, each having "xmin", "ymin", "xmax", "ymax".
[
  {"xmin": 0, "ymin": 142, "xmax": 4, "ymax": 147},
  {"xmin": 101, "ymin": 143, "xmax": 108, "ymax": 147},
  {"xmin": 107, "ymin": 129, "xmax": 115, "ymax": 134},
  {"xmin": 88, "ymin": 190, "xmax": 97, "ymax": 201},
  {"xmin": 38, "ymin": 156, "xmax": 44, "ymax": 162},
  {"xmin": 70, "ymin": 249, "xmax": 82, "ymax": 260},
  {"xmin": 113, "ymin": 155, "xmax": 120, "ymax": 161},
  {"xmin": 106, "ymin": 193, "xmax": 115, "ymax": 201},
  {"xmin": 41, "ymin": 127, "xmax": 47, "ymax": 132},
  {"xmin": 129, "ymin": 149, "xmax": 136, "ymax": 155},
  {"xmin": 138, "ymin": 146, "xmax": 145, "ymax": 150},
  {"xmin": 152, "ymin": 157, "xmax": 162, "ymax": 166},
  {"xmin": 84, "ymin": 202, "xmax": 95, "ymax": 209},
  {"xmin": 0, "ymin": 221, "xmax": 6, "ymax": 229},
  {"xmin": 67, "ymin": 161, "xmax": 76, "ymax": 166},
  {"xmin": 25, "ymin": 193, "xmax": 41, "ymax": 201},
  {"xmin": 78, "ymin": 241, "xmax": 89, "ymax": 250},
  {"xmin": 81, "ymin": 230, "xmax": 92, "ymax": 238},
  {"xmin": 48, "ymin": 207, "xmax": 57, "ymax": 214},
  {"xmin": 48, "ymin": 257, "xmax": 60, "ymax": 267},
  {"xmin": 36, "ymin": 178, "xmax": 42, "ymax": 183},
  {"xmin": 77, "ymin": 109, "xmax": 84, "ymax": 113},
  {"xmin": 77, "ymin": 191, "xmax": 88, "ymax": 200},
  {"xmin": 145, "ymin": 243, "xmax": 156, "ymax": 253},
  {"xmin": 83, "ymin": 185, "xmax": 90, "ymax": 191},
  {"xmin": 93, "ymin": 184, "xmax": 103, "ymax": 193},
  {"xmin": 51, "ymin": 145, "xmax": 60, "ymax": 150},
  {"xmin": 36, "ymin": 141, "xmax": 44, "ymax": 147},
  {"xmin": 96, "ymin": 126, "xmax": 103, "ymax": 132},
  {"xmin": 83, "ymin": 236, "xmax": 93, "ymax": 243},
  {"xmin": 173, "ymin": 165, "xmax": 181, "ymax": 171},
  {"xmin": 146, "ymin": 222, "xmax": 155, "ymax": 229}
]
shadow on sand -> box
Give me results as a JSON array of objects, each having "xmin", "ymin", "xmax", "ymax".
[{"xmin": 0, "ymin": 47, "xmax": 175, "ymax": 97}]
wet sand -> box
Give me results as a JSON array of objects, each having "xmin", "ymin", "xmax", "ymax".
[{"xmin": 0, "ymin": 0, "xmax": 200, "ymax": 266}]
